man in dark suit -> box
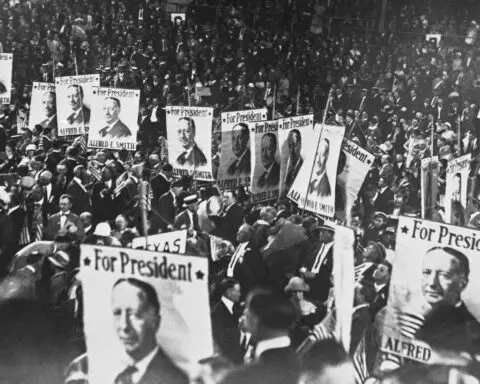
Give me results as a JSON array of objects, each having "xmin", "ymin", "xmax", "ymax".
[
  {"xmin": 284, "ymin": 129, "xmax": 303, "ymax": 190},
  {"xmin": 152, "ymin": 180, "xmax": 184, "ymax": 233},
  {"xmin": 151, "ymin": 163, "xmax": 173, "ymax": 202},
  {"xmin": 371, "ymin": 260, "xmax": 391, "ymax": 317},
  {"xmin": 91, "ymin": 166, "xmax": 120, "ymax": 224},
  {"xmin": 220, "ymin": 287, "xmax": 300, "ymax": 384},
  {"xmin": 66, "ymin": 165, "xmax": 92, "ymax": 215},
  {"xmin": 173, "ymin": 195, "xmax": 200, "ymax": 234},
  {"xmin": 176, "ymin": 117, "xmax": 207, "ymax": 167},
  {"xmin": 406, "ymin": 247, "xmax": 480, "ymax": 354},
  {"xmin": 98, "ymin": 97, "xmax": 132, "ymax": 139},
  {"xmin": 64, "ymin": 84, "xmax": 91, "ymax": 126},
  {"xmin": 373, "ymin": 177, "xmax": 394, "ymax": 214},
  {"xmin": 38, "ymin": 91, "xmax": 57, "ymax": 131},
  {"xmin": 44, "ymin": 194, "xmax": 85, "ymax": 241},
  {"xmin": 219, "ymin": 190, "xmax": 244, "ymax": 245},
  {"xmin": 211, "ymin": 278, "xmax": 243, "ymax": 364},
  {"xmin": 257, "ymin": 133, "xmax": 280, "ymax": 189},
  {"xmin": 65, "ymin": 278, "xmax": 189, "ymax": 384},
  {"xmin": 308, "ymin": 138, "xmax": 331, "ymax": 197},
  {"xmin": 227, "ymin": 123, "xmax": 251, "ymax": 177}
]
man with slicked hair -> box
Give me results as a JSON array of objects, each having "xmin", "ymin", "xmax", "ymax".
[{"xmin": 98, "ymin": 97, "xmax": 132, "ymax": 139}]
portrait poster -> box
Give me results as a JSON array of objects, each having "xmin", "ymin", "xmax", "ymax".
[
  {"xmin": 421, "ymin": 156, "xmax": 439, "ymax": 220},
  {"xmin": 336, "ymin": 139, "xmax": 375, "ymax": 222},
  {"xmin": 288, "ymin": 124, "xmax": 345, "ymax": 218},
  {"xmin": 166, "ymin": 106, "xmax": 214, "ymax": 181},
  {"xmin": 55, "ymin": 74, "xmax": 100, "ymax": 136},
  {"xmin": 131, "ymin": 230, "xmax": 187, "ymax": 254},
  {"xmin": 80, "ymin": 245, "xmax": 213, "ymax": 383},
  {"xmin": 333, "ymin": 225, "xmax": 355, "ymax": 353},
  {"xmin": 16, "ymin": 108, "xmax": 29, "ymax": 134},
  {"xmin": 217, "ymin": 108, "xmax": 267, "ymax": 190},
  {"xmin": 28, "ymin": 82, "xmax": 57, "ymax": 133},
  {"xmin": 380, "ymin": 216, "xmax": 480, "ymax": 365},
  {"xmin": 250, "ymin": 120, "xmax": 281, "ymax": 203},
  {"xmin": 445, "ymin": 154, "xmax": 471, "ymax": 226},
  {"xmin": 0, "ymin": 53, "xmax": 13, "ymax": 105},
  {"xmin": 277, "ymin": 114, "xmax": 314, "ymax": 196},
  {"xmin": 87, "ymin": 87, "xmax": 140, "ymax": 151}
]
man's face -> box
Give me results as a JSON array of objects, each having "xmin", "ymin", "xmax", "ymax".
[
  {"xmin": 81, "ymin": 215, "xmax": 91, "ymax": 227},
  {"xmin": 232, "ymin": 125, "xmax": 248, "ymax": 157},
  {"xmin": 112, "ymin": 282, "xmax": 159, "ymax": 359},
  {"xmin": 177, "ymin": 119, "xmax": 195, "ymax": 149},
  {"xmin": 421, "ymin": 249, "xmax": 466, "ymax": 308},
  {"xmin": 103, "ymin": 99, "xmax": 120, "ymax": 124},
  {"xmin": 288, "ymin": 132, "xmax": 301, "ymax": 164},
  {"xmin": 316, "ymin": 140, "xmax": 329, "ymax": 172},
  {"xmin": 59, "ymin": 198, "xmax": 71, "ymax": 212},
  {"xmin": 67, "ymin": 86, "xmax": 82, "ymax": 111},
  {"xmin": 373, "ymin": 263, "xmax": 390, "ymax": 284},
  {"xmin": 42, "ymin": 93, "xmax": 55, "ymax": 117},
  {"xmin": 260, "ymin": 135, "xmax": 276, "ymax": 169},
  {"xmin": 222, "ymin": 192, "xmax": 235, "ymax": 207},
  {"xmin": 227, "ymin": 284, "xmax": 241, "ymax": 303},
  {"xmin": 363, "ymin": 244, "xmax": 381, "ymax": 263}
]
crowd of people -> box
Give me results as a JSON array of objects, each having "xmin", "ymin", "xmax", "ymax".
[{"xmin": 1, "ymin": 0, "xmax": 480, "ymax": 383}]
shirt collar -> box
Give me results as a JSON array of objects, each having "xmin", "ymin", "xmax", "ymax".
[
  {"xmin": 123, "ymin": 346, "xmax": 159, "ymax": 383},
  {"xmin": 61, "ymin": 211, "xmax": 70, "ymax": 216},
  {"xmin": 8, "ymin": 205, "xmax": 20, "ymax": 214},
  {"xmin": 235, "ymin": 148, "xmax": 248, "ymax": 163},
  {"xmin": 255, "ymin": 335, "xmax": 290, "ymax": 359},
  {"xmin": 221, "ymin": 296, "xmax": 234, "ymax": 314},
  {"xmin": 74, "ymin": 177, "xmax": 83, "ymax": 185},
  {"xmin": 105, "ymin": 119, "xmax": 120, "ymax": 132},
  {"xmin": 374, "ymin": 283, "xmax": 386, "ymax": 292}
]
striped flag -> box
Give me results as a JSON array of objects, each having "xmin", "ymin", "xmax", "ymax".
[
  {"xmin": 87, "ymin": 164, "xmax": 102, "ymax": 182},
  {"xmin": 19, "ymin": 215, "xmax": 31, "ymax": 246},
  {"xmin": 352, "ymin": 331, "xmax": 368, "ymax": 384},
  {"xmin": 73, "ymin": 134, "xmax": 87, "ymax": 153},
  {"xmin": 114, "ymin": 172, "xmax": 129, "ymax": 196},
  {"xmin": 34, "ymin": 222, "xmax": 43, "ymax": 241}
]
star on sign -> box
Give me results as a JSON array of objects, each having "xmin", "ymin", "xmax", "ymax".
[
  {"xmin": 196, "ymin": 270, "xmax": 205, "ymax": 280},
  {"xmin": 83, "ymin": 257, "xmax": 92, "ymax": 266},
  {"xmin": 401, "ymin": 226, "xmax": 409, "ymax": 234}
]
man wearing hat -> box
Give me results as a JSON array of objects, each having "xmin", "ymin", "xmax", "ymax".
[
  {"xmin": 152, "ymin": 179, "xmax": 184, "ymax": 233},
  {"xmin": 363, "ymin": 212, "xmax": 388, "ymax": 245},
  {"xmin": 173, "ymin": 195, "xmax": 200, "ymax": 235}
]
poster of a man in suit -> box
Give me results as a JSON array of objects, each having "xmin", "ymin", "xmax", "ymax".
[
  {"xmin": 445, "ymin": 154, "xmax": 471, "ymax": 225},
  {"xmin": 0, "ymin": 53, "xmax": 13, "ymax": 105},
  {"xmin": 29, "ymin": 82, "xmax": 58, "ymax": 133},
  {"xmin": 217, "ymin": 108, "xmax": 267, "ymax": 189},
  {"xmin": 380, "ymin": 217, "xmax": 480, "ymax": 365},
  {"xmin": 77, "ymin": 246, "xmax": 213, "ymax": 384},
  {"xmin": 287, "ymin": 124, "xmax": 345, "ymax": 218},
  {"xmin": 166, "ymin": 106, "xmax": 214, "ymax": 181},
  {"xmin": 88, "ymin": 87, "xmax": 140, "ymax": 151},
  {"xmin": 55, "ymin": 74, "xmax": 100, "ymax": 136}
]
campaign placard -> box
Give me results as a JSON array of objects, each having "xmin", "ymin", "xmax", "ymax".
[
  {"xmin": 87, "ymin": 87, "xmax": 140, "ymax": 151},
  {"xmin": 80, "ymin": 245, "xmax": 213, "ymax": 383},
  {"xmin": 380, "ymin": 217, "xmax": 480, "ymax": 365},
  {"xmin": 0, "ymin": 53, "xmax": 13, "ymax": 105},
  {"xmin": 421, "ymin": 156, "xmax": 439, "ymax": 220},
  {"xmin": 217, "ymin": 109, "xmax": 267, "ymax": 190},
  {"xmin": 16, "ymin": 108, "xmax": 29, "ymax": 134},
  {"xmin": 166, "ymin": 106, "xmax": 214, "ymax": 181},
  {"xmin": 28, "ymin": 82, "xmax": 57, "ymax": 133},
  {"xmin": 55, "ymin": 74, "xmax": 100, "ymax": 136},
  {"xmin": 277, "ymin": 115, "xmax": 314, "ymax": 196},
  {"xmin": 445, "ymin": 154, "xmax": 471, "ymax": 226},
  {"xmin": 337, "ymin": 139, "xmax": 375, "ymax": 222},
  {"xmin": 131, "ymin": 230, "xmax": 187, "ymax": 254},
  {"xmin": 250, "ymin": 120, "xmax": 281, "ymax": 203},
  {"xmin": 288, "ymin": 124, "xmax": 345, "ymax": 218}
]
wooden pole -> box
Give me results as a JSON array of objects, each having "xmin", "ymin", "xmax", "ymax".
[
  {"xmin": 272, "ymin": 83, "xmax": 277, "ymax": 119},
  {"xmin": 296, "ymin": 85, "xmax": 300, "ymax": 116}
]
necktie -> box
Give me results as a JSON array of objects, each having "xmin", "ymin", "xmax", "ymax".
[
  {"xmin": 67, "ymin": 113, "xmax": 76, "ymax": 125},
  {"xmin": 115, "ymin": 365, "xmax": 138, "ymax": 384},
  {"xmin": 177, "ymin": 152, "xmax": 187, "ymax": 165},
  {"xmin": 100, "ymin": 126, "xmax": 109, "ymax": 137}
]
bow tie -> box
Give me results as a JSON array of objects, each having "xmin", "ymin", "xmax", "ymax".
[{"xmin": 61, "ymin": 213, "xmax": 69, "ymax": 217}]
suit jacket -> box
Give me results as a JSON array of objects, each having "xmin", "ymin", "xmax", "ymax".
[
  {"xmin": 91, "ymin": 181, "xmax": 120, "ymax": 223},
  {"xmin": 285, "ymin": 158, "xmax": 303, "ymax": 188},
  {"xmin": 219, "ymin": 204, "xmax": 244, "ymax": 245},
  {"xmin": 176, "ymin": 144, "xmax": 207, "ymax": 167},
  {"xmin": 44, "ymin": 211, "xmax": 85, "ymax": 241},
  {"xmin": 220, "ymin": 345, "xmax": 300, "ymax": 384},
  {"xmin": 373, "ymin": 187, "xmax": 394, "ymax": 214},
  {"xmin": 308, "ymin": 172, "xmax": 331, "ymax": 197},
  {"xmin": 151, "ymin": 174, "xmax": 171, "ymax": 202},
  {"xmin": 38, "ymin": 115, "xmax": 57, "ymax": 131},
  {"xmin": 211, "ymin": 300, "xmax": 243, "ymax": 363},
  {"xmin": 173, "ymin": 209, "xmax": 200, "ymax": 232},
  {"xmin": 66, "ymin": 179, "xmax": 91, "ymax": 215},
  {"xmin": 153, "ymin": 191, "xmax": 177, "ymax": 232},
  {"xmin": 65, "ymin": 348, "xmax": 188, "ymax": 384},
  {"xmin": 257, "ymin": 162, "xmax": 280, "ymax": 189},
  {"xmin": 227, "ymin": 150, "xmax": 251, "ymax": 176},
  {"xmin": 98, "ymin": 120, "xmax": 132, "ymax": 139},
  {"xmin": 65, "ymin": 105, "xmax": 91, "ymax": 125},
  {"xmin": 8, "ymin": 206, "xmax": 26, "ymax": 252}
]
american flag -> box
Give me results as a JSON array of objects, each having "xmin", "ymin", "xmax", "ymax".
[
  {"xmin": 352, "ymin": 331, "xmax": 368, "ymax": 384},
  {"xmin": 114, "ymin": 172, "xmax": 129, "ymax": 196},
  {"xmin": 73, "ymin": 134, "xmax": 87, "ymax": 153},
  {"xmin": 19, "ymin": 214, "xmax": 31, "ymax": 246},
  {"xmin": 87, "ymin": 164, "xmax": 102, "ymax": 182},
  {"xmin": 34, "ymin": 222, "xmax": 43, "ymax": 241}
]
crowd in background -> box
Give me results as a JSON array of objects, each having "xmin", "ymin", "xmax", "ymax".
[{"xmin": 1, "ymin": 0, "xmax": 480, "ymax": 383}]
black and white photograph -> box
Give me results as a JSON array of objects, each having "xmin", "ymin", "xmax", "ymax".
[
  {"xmin": 445, "ymin": 154, "xmax": 471, "ymax": 226},
  {"xmin": 0, "ymin": 53, "xmax": 13, "ymax": 105},
  {"xmin": 28, "ymin": 82, "xmax": 57, "ymax": 133}
]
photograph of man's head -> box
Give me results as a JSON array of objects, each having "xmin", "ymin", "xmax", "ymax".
[
  {"xmin": 111, "ymin": 278, "xmax": 187, "ymax": 383},
  {"xmin": 98, "ymin": 97, "xmax": 132, "ymax": 139},
  {"xmin": 285, "ymin": 129, "xmax": 303, "ymax": 187},
  {"xmin": 39, "ymin": 91, "xmax": 57, "ymax": 129},
  {"xmin": 308, "ymin": 138, "xmax": 331, "ymax": 197},
  {"xmin": 64, "ymin": 84, "xmax": 91, "ymax": 125},
  {"xmin": 176, "ymin": 117, "xmax": 207, "ymax": 167},
  {"xmin": 227, "ymin": 123, "xmax": 250, "ymax": 176},
  {"xmin": 257, "ymin": 132, "xmax": 280, "ymax": 188}
]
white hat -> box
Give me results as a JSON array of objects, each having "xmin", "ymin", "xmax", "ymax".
[
  {"xmin": 94, "ymin": 222, "xmax": 112, "ymax": 237},
  {"xmin": 26, "ymin": 144, "xmax": 37, "ymax": 152}
]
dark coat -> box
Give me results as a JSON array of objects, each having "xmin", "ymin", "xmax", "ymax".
[
  {"xmin": 373, "ymin": 187, "xmax": 394, "ymax": 214},
  {"xmin": 211, "ymin": 300, "xmax": 243, "ymax": 364},
  {"xmin": 153, "ymin": 191, "xmax": 177, "ymax": 232},
  {"xmin": 150, "ymin": 174, "xmax": 170, "ymax": 202},
  {"xmin": 91, "ymin": 181, "xmax": 119, "ymax": 223},
  {"xmin": 227, "ymin": 150, "xmax": 251, "ymax": 177},
  {"xmin": 98, "ymin": 120, "xmax": 132, "ymax": 139},
  {"xmin": 0, "ymin": 211, "xmax": 14, "ymax": 275},
  {"xmin": 64, "ymin": 105, "xmax": 91, "ymax": 126},
  {"xmin": 257, "ymin": 162, "xmax": 280, "ymax": 189},
  {"xmin": 66, "ymin": 179, "xmax": 91, "ymax": 215},
  {"xmin": 219, "ymin": 204, "xmax": 244, "ymax": 245},
  {"xmin": 44, "ymin": 211, "xmax": 85, "ymax": 241},
  {"xmin": 176, "ymin": 144, "xmax": 208, "ymax": 167},
  {"xmin": 308, "ymin": 173, "xmax": 331, "ymax": 197}
]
